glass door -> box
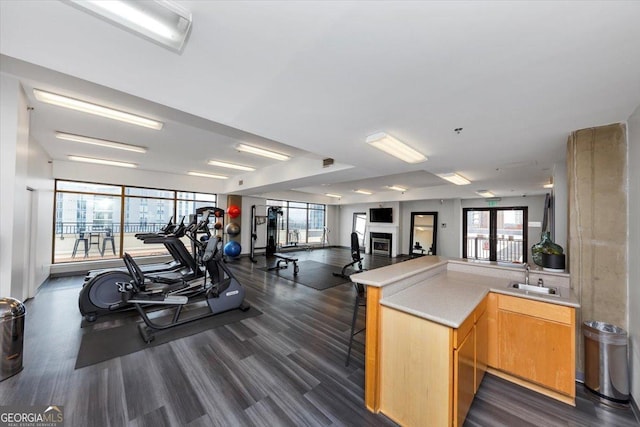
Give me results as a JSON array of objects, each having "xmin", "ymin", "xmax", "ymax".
[{"xmin": 463, "ymin": 207, "xmax": 527, "ymax": 262}]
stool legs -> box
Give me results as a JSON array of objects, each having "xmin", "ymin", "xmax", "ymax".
[{"xmin": 346, "ymin": 293, "xmax": 365, "ymax": 367}]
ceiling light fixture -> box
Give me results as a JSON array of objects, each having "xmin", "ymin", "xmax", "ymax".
[
  {"xmin": 56, "ymin": 132, "xmax": 147, "ymax": 153},
  {"xmin": 68, "ymin": 155, "xmax": 137, "ymax": 168},
  {"xmin": 325, "ymin": 193, "xmax": 342, "ymax": 198},
  {"xmin": 437, "ymin": 172, "xmax": 471, "ymax": 185},
  {"xmin": 207, "ymin": 160, "xmax": 256, "ymax": 171},
  {"xmin": 354, "ymin": 189, "xmax": 372, "ymax": 195},
  {"xmin": 543, "ymin": 183, "xmax": 554, "ymax": 189},
  {"xmin": 68, "ymin": 0, "xmax": 192, "ymax": 52},
  {"xmin": 236, "ymin": 143, "xmax": 290, "ymax": 161},
  {"xmin": 387, "ymin": 185, "xmax": 407, "ymax": 192},
  {"xmin": 187, "ymin": 171, "xmax": 228, "ymax": 180},
  {"xmin": 366, "ymin": 132, "xmax": 427, "ymax": 164},
  {"xmin": 476, "ymin": 190, "xmax": 495, "ymax": 198},
  {"xmin": 33, "ymin": 89, "xmax": 163, "ymax": 130}
]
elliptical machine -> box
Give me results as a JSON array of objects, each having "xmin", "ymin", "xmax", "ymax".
[
  {"xmin": 78, "ymin": 210, "xmax": 210, "ymax": 322},
  {"xmin": 118, "ymin": 233, "xmax": 250, "ymax": 343}
]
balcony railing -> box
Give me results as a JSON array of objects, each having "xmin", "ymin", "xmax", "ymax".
[
  {"xmin": 55, "ymin": 222, "xmax": 168, "ymax": 238},
  {"xmin": 465, "ymin": 236, "xmax": 524, "ymax": 263}
]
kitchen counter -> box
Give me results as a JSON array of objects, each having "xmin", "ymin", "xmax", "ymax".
[
  {"xmin": 354, "ymin": 256, "xmax": 580, "ymax": 416},
  {"xmin": 380, "ymin": 269, "xmax": 579, "ymax": 329}
]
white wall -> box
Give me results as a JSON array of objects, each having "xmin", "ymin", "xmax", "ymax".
[
  {"xmin": 399, "ymin": 199, "xmax": 461, "ymax": 257},
  {"xmin": 552, "ymin": 161, "xmax": 568, "ymax": 252},
  {"xmin": 0, "ymin": 74, "xmax": 31, "ymax": 300},
  {"xmin": 336, "ymin": 201, "xmax": 400, "ymax": 249},
  {"xmin": 26, "ymin": 135, "xmax": 54, "ymax": 296},
  {"xmin": 627, "ymin": 105, "xmax": 640, "ymax": 404}
]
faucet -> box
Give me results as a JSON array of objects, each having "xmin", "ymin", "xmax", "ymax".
[
  {"xmin": 524, "ymin": 263, "xmax": 530, "ymax": 285},
  {"xmin": 538, "ymin": 278, "xmax": 544, "ymax": 287}
]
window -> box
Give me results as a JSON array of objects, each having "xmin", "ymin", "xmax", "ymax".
[
  {"xmin": 53, "ymin": 180, "xmax": 216, "ymax": 263},
  {"xmin": 266, "ymin": 199, "xmax": 326, "ymax": 245},
  {"xmin": 463, "ymin": 207, "xmax": 527, "ymax": 263}
]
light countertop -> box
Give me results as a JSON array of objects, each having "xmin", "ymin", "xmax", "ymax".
[{"xmin": 365, "ymin": 258, "xmax": 579, "ymax": 329}]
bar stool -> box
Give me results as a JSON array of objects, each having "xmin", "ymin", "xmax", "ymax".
[
  {"xmin": 101, "ymin": 228, "xmax": 116, "ymax": 256},
  {"xmin": 346, "ymin": 282, "xmax": 366, "ymax": 367},
  {"xmin": 72, "ymin": 231, "xmax": 89, "ymax": 258}
]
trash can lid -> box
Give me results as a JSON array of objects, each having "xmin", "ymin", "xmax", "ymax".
[
  {"xmin": 583, "ymin": 320, "xmax": 627, "ymax": 335},
  {"xmin": 0, "ymin": 297, "xmax": 26, "ymax": 319}
]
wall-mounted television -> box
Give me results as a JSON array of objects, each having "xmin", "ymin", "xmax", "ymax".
[{"xmin": 370, "ymin": 207, "xmax": 393, "ymax": 223}]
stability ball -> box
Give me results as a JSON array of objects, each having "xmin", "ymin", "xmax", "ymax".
[
  {"xmin": 228, "ymin": 205, "xmax": 241, "ymax": 218},
  {"xmin": 224, "ymin": 241, "xmax": 241, "ymax": 257},
  {"xmin": 225, "ymin": 222, "xmax": 241, "ymax": 236},
  {"xmin": 214, "ymin": 221, "xmax": 223, "ymax": 230}
]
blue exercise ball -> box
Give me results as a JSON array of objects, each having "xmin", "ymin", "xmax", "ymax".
[{"xmin": 223, "ymin": 241, "xmax": 241, "ymax": 257}]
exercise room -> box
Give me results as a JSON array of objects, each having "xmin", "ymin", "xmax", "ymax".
[{"xmin": 1, "ymin": 2, "xmax": 639, "ymax": 426}]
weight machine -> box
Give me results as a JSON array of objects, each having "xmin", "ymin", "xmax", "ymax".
[{"xmin": 250, "ymin": 205, "xmax": 299, "ymax": 275}]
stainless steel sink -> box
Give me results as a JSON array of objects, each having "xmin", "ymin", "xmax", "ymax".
[{"xmin": 508, "ymin": 282, "xmax": 560, "ymax": 297}]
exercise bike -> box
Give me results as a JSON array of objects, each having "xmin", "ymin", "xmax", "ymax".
[{"xmin": 118, "ymin": 234, "xmax": 250, "ymax": 343}]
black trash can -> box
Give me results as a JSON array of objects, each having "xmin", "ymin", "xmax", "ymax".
[
  {"xmin": 583, "ymin": 321, "xmax": 629, "ymax": 406},
  {"xmin": 0, "ymin": 297, "xmax": 26, "ymax": 382}
]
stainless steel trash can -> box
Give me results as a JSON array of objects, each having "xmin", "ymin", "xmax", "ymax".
[
  {"xmin": 583, "ymin": 321, "xmax": 629, "ymax": 405},
  {"xmin": 0, "ymin": 297, "xmax": 26, "ymax": 381}
]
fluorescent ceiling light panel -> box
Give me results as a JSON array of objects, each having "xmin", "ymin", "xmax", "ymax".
[
  {"xmin": 236, "ymin": 144, "xmax": 290, "ymax": 161},
  {"xmin": 56, "ymin": 132, "xmax": 147, "ymax": 153},
  {"xmin": 34, "ymin": 89, "xmax": 163, "ymax": 130},
  {"xmin": 325, "ymin": 193, "xmax": 342, "ymax": 198},
  {"xmin": 437, "ymin": 172, "xmax": 471, "ymax": 185},
  {"xmin": 188, "ymin": 171, "xmax": 229, "ymax": 180},
  {"xmin": 476, "ymin": 190, "xmax": 495, "ymax": 198},
  {"xmin": 366, "ymin": 132, "xmax": 427, "ymax": 164},
  {"xmin": 68, "ymin": 155, "xmax": 137, "ymax": 168},
  {"xmin": 387, "ymin": 185, "xmax": 407, "ymax": 192},
  {"xmin": 354, "ymin": 189, "xmax": 372, "ymax": 195},
  {"xmin": 207, "ymin": 160, "xmax": 255, "ymax": 171},
  {"xmin": 543, "ymin": 183, "xmax": 554, "ymax": 189},
  {"xmin": 68, "ymin": 0, "xmax": 192, "ymax": 52}
]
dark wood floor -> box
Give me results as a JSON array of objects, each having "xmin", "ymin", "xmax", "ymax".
[{"xmin": 0, "ymin": 248, "xmax": 637, "ymax": 427}]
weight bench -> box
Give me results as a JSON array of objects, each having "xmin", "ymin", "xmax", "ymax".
[{"xmin": 267, "ymin": 253, "xmax": 300, "ymax": 275}]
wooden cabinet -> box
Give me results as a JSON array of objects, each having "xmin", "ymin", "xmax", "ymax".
[
  {"xmin": 475, "ymin": 306, "xmax": 488, "ymax": 392},
  {"xmin": 496, "ymin": 294, "xmax": 576, "ymax": 399},
  {"xmin": 379, "ymin": 296, "xmax": 489, "ymax": 427},
  {"xmin": 454, "ymin": 325, "xmax": 475, "ymax": 427}
]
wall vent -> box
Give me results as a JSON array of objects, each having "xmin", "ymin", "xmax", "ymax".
[
  {"xmin": 323, "ymin": 158, "xmax": 334, "ymax": 168},
  {"xmin": 238, "ymin": 180, "xmax": 243, "ymax": 186}
]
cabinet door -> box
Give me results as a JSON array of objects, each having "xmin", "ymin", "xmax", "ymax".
[
  {"xmin": 498, "ymin": 310, "xmax": 574, "ymax": 395},
  {"xmin": 475, "ymin": 308, "xmax": 488, "ymax": 392},
  {"xmin": 454, "ymin": 328, "xmax": 475, "ymax": 427}
]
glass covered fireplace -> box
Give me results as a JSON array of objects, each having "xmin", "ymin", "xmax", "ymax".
[{"xmin": 370, "ymin": 232, "xmax": 392, "ymax": 257}]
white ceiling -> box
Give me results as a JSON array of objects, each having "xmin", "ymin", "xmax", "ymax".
[{"xmin": 1, "ymin": 1, "xmax": 639, "ymax": 204}]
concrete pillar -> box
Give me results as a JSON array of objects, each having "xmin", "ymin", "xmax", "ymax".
[{"xmin": 567, "ymin": 122, "xmax": 628, "ymax": 373}]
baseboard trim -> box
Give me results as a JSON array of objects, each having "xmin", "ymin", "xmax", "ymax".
[{"xmin": 487, "ymin": 368, "xmax": 576, "ymax": 407}]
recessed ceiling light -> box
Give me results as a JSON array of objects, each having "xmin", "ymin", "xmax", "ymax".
[
  {"xmin": 34, "ymin": 89, "xmax": 163, "ymax": 130},
  {"xmin": 236, "ymin": 143, "xmax": 290, "ymax": 161},
  {"xmin": 437, "ymin": 172, "xmax": 471, "ymax": 185},
  {"xmin": 187, "ymin": 171, "xmax": 229, "ymax": 180},
  {"xmin": 366, "ymin": 132, "xmax": 427, "ymax": 164},
  {"xmin": 354, "ymin": 189, "xmax": 372, "ymax": 195},
  {"xmin": 325, "ymin": 193, "xmax": 342, "ymax": 198},
  {"xmin": 56, "ymin": 132, "xmax": 147, "ymax": 153},
  {"xmin": 476, "ymin": 190, "xmax": 495, "ymax": 198},
  {"xmin": 68, "ymin": 155, "xmax": 137, "ymax": 168},
  {"xmin": 67, "ymin": 0, "xmax": 192, "ymax": 52},
  {"xmin": 387, "ymin": 185, "xmax": 407, "ymax": 192},
  {"xmin": 207, "ymin": 160, "xmax": 256, "ymax": 171}
]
